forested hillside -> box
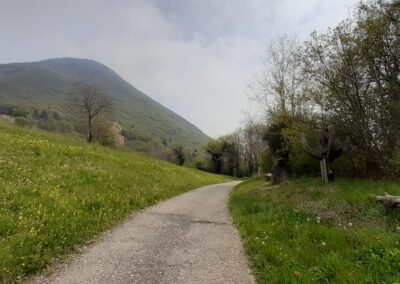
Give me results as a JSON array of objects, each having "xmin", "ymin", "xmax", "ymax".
[{"xmin": 0, "ymin": 58, "xmax": 209, "ymax": 154}]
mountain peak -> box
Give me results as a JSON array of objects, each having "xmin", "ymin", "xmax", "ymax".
[{"xmin": 0, "ymin": 58, "xmax": 209, "ymax": 151}]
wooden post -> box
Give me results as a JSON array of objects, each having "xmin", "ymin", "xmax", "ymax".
[
  {"xmin": 320, "ymin": 159, "xmax": 328, "ymax": 183},
  {"xmin": 320, "ymin": 160, "xmax": 324, "ymax": 181}
]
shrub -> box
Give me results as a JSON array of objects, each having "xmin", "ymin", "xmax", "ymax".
[
  {"xmin": 0, "ymin": 105, "xmax": 28, "ymax": 117},
  {"xmin": 39, "ymin": 110, "xmax": 49, "ymax": 121},
  {"xmin": 14, "ymin": 117, "xmax": 32, "ymax": 128},
  {"xmin": 37, "ymin": 119, "xmax": 57, "ymax": 131},
  {"xmin": 264, "ymin": 112, "xmax": 319, "ymax": 176},
  {"xmin": 52, "ymin": 111, "xmax": 61, "ymax": 120},
  {"xmin": 191, "ymin": 156, "xmax": 210, "ymax": 172},
  {"xmin": 259, "ymin": 151, "xmax": 274, "ymax": 173},
  {"xmin": 172, "ymin": 145, "xmax": 185, "ymax": 165},
  {"xmin": 93, "ymin": 119, "xmax": 125, "ymax": 148}
]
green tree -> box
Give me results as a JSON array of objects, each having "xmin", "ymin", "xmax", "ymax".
[
  {"xmin": 206, "ymin": 139, "xmax": 228, "ymax": 174},
  {"xmin": 302, "ymin": 0, "xmax": 400, "ymax": 177},
  {"xmin": 173, "ymin": 145, "xmax": 185, "ymax": 166}
]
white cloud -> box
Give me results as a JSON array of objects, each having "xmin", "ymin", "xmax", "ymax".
[{"xmin": 0, "ymin": 0, "xmax": 358, "ymax": 137}]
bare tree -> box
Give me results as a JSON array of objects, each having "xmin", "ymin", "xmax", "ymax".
[
  {"xmin": 249, "ymin": 34, "xmax": 307, "ymax": 117},
  {"xmin": 74, "ymin": 86, "xmax": 112, "ymax": 143},
  {"xmin": 239, "ymin": 120, "xmax": 266, "ymax": 176}
]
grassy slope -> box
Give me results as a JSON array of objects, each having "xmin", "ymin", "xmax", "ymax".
[
  {"xmin": 0, "ymin": 124, "xmax": 230, "ymax": 282},
  {"xmin": 230, "ymin": 178, "xmax": 400, "ymax": 283}
]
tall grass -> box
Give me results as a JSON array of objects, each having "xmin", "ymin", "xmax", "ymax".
[
  {"xmin": 230, "ymin": 178, "xmax": 400, "ymax": 283},
  {"xmin": 0, "ymin": 124, "xmax": 230, "ymax": 282}
]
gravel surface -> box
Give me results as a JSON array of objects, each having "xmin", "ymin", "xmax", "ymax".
[{"xmin": 32, "ymin": 181, "xmax": 255, "ymax": 284}]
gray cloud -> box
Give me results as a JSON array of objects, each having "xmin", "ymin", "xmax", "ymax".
[{"xmin": 0, "ymin": 0, "xmax": 358, "ymax": 136}]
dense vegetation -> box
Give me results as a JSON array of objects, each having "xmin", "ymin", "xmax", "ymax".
[
  {"xmin": 230, "ymin": 178, "xmax": 400, "ymax": 283},
  {"xmin": 205, "ymin": 0, "xmax": 400, "ymax": 180},
  {"xmin": 0, "ymin": 123, "xmax": 229, "ymax": 282},
  {"xmin": 0, "ymin": 58, "xmax": 209, "ymax": 157},
  {"xmin": 217, "ymin": 3, "xmax": 400, "ymax": 283}
]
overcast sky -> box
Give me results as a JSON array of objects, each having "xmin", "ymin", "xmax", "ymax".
[{"xmin": 0, "ymin": 0, "xmax": 358, "ymax": 137}]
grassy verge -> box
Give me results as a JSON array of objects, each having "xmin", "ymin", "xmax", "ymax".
[
  {"xmin": 230, "ymin": 178, "xmax": 400, "ymax": 283},
  {"xmin": 0, "ymin": 124, "xmax": 230, "ymax": 282}
]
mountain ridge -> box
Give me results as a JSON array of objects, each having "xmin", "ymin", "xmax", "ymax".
[{"xmin": 0, "ymin": 57, "xmax": 209, "ymax": 151}]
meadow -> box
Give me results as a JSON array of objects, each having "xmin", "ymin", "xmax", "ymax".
[
  {"xmin": 230, "ymin": 178, "xmax": 400, "ymax": 283},
  {"xmin": 0, "ymin": 124, "xmax": 230, "ymax": 282}
]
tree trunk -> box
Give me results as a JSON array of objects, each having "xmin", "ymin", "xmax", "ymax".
[{"xmin": 87, "ymin": 116, "xmax": 93, "ymax": 143}]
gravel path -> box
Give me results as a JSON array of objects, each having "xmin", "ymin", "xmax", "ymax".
[{"xmin": 33, "ymin": 181, "xmax": 255, "ymax": 284}]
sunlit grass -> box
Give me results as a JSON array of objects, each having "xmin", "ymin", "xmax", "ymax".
[
  {"xmin": 230, "ymin": 178, "xmax": 400, "ymax": 283},
  {"xmin": 0, "ymin": 124, "xmax": 230, "ymax": 282}
]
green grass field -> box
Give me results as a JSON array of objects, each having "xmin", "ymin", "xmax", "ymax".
[
  {"xmin": 0, "ymin": 124, "xmax": 230, "ymax": 282},
  {"xmin": 230, "ymin": 178, "xmax": 400, "ymax": 283}
]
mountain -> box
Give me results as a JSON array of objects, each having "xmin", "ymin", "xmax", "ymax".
[{"xmin": 0, "ymin": 58, "xmax": 209, "ymax": 151}]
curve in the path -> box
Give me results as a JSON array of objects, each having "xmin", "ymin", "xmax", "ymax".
[{"xmin": 33, "ymin": 181, "xmax": 255, "ymax": 284}]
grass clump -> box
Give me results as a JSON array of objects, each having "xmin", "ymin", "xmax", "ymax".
[
  {"xmin": 0, "ymin": 124, "xmax": 230, "ymax": 282},
  {"xmin": 230, "ymin": 178, "xmax": 400, "ymax": 283}
]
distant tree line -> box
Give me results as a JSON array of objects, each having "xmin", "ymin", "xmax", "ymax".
[{"xmin": 190, "ymin": 122, "xmax": 265, "ymax": 177}]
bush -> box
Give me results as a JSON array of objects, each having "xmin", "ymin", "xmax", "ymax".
[
  {"xmin": 93, "ymin": 119, "xmax": 125, "ymax": 148},
  {"xmin": 0, "ymin": 105, "xmax": 28, "ymax": 117},
  {"xmin": 55, "ymin": 122, "xmax": 72, "ymax": 133},
  {"xmin": 264, "ymin": 112, "xmax": 319, "ymax": 176},
  {"xmin": 14, "ymin": 117, "xmax": 32, "ymax": 128},
  {"xmin": 172, "ymin": 145, "xmax": 185, "ymax": 166},
  {"xmin": 259, "ymin": 151, "xmax": 273, "ymax": 173},
  {"xmin": 37, "ymin": 119, "xmax": 57, "ymax": 131},
  {"xmin": 191, "ymin": 156, "xmax": 210, "ymax": 172},
  {"xmin": 145, "ymin": 141, "xmax": 174, "ymax": 161},
  {"xmin": 39, "ymin": 110, "xmax": 49, "ymax": 121},
  {"xmin": 52, "ymin": 111, "xmax": 61, "ymax": 121}
]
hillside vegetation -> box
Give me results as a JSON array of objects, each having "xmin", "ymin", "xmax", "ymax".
[
  {"xmin": 0, "ymin": 58, "xmax": 209, "ymax": 153},
  {"xmin": 230, "ymin": 179, "xmax": 400, "ymax": 283},
  {"xmin": 0, "ymin": 124, "xmax": 229, "ymax": 282}
]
